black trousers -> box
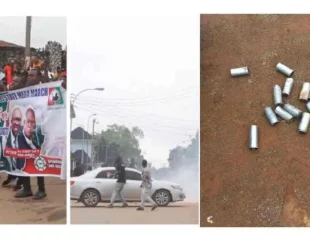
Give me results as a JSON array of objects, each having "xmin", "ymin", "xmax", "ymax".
[
  {"xmin": 16, "ymin": 177, "xmax": 22, "ymax": 187},
  {"xmin": 22, "ymin": 176, "xmax": 45, "ymax": 192},
  {"xmin": 7, "ymin": 174, "xmax": 16, "ymax": 181},
  {"xmin": 7, "ymin": 175, "xmax": 22, "ymax": 186}
]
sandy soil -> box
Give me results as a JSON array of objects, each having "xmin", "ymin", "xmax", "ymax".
[
  {"xmin": 71, "ymin": 201, "xmax": 198, "ymax": 224},
  {"xmin": 201, "ymin": 14, "xmax": 310, "ymax": 227},
  {"xmin": 0, "ymin": 173, "xmax": 66, "ymax": 224}
]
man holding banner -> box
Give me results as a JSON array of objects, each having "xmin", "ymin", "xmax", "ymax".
[{"xmin": 0, "ymin": 81, "xmax": 66, "ymax": 197}]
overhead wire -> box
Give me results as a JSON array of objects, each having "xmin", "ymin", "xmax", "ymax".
[
  {"xmin": 72, "ymin": 92, "xmax": 197, "ymax": 107},
  {"xmin": 74, "ymin": 101, "xmax": 198, "ymax": 124},
  {"xmin": 70, "ymin": 86, "xmax": 198, "ymax": 102},
  {"xmin": 74, "ymin": 103, "xmax": 198, "ymax": 131},
  {"xmin": 73, "ymin": 105, "xmax": 198, "ymax": 137},
  {"xmin": 71, "ymin": 86, "xmax": 199, "ymax": 137}
]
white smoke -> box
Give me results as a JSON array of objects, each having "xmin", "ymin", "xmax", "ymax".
[{"xmin": 152, "ymin": 161, "xmax": 198, "ymax": 202}]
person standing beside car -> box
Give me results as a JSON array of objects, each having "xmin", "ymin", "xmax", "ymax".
[
  {"xmin": 137, "ymin": 159, "xmax": 158, "ymax": 211},
  {"xmin": 107, "ymin": 156, "xmax": 128, "ymax": 208}
]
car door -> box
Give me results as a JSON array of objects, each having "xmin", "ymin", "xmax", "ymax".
[
  {"xmin": 123, "ymin": 170, "xmax": 142, "ymax": 201},
  {"xmin": 94, "ymin": 169, "xmax": 117, "ymax": 200}
]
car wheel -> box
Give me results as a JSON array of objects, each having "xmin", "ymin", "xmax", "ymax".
[
  {"xmin": 153, "ymin": 189, "xmax": 171, "ymax": 206},
  {"xmin": 81, "ymin": 189, "xmax": 100, "ymax": 207}
]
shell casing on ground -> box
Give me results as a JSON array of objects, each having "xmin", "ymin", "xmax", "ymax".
[
  {"xmin": 299, "ymin": 112, "xmax": 310, "ymax": 133},
  {"xmin": 299, "ymin": 82, "xmax": 310, "ymax": 101},
  {"xmin": 276, "ymin": 63, "xmax": 294, "ymax": 77},
  {"xmin": 249, "ymin": 125, "xmax": 258, "ymax": 150},
  {"xmin": 282, "ymin": 78, "xmax": 294, "ymax": 96},
  {"xmin": 230, "ymin": 67, "xmax": 249, "ymax": 77},
  {"xmin": 275, "ymin": 106, "xmax": 293, "ymax": 121},
  {"xmin": 283, "ymin": 103, "xmax": 302, "ymax": 118},
  {"xmin": 274, "ymin": 85, "xmax": 283, "ymax": 106},
  {"xmin": 264, "ymin": 107, "xmax": 279, "ymax": 126}
]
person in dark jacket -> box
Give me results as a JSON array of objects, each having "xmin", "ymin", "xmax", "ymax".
[
  {"xmin": 73, "ymin": 162, "xmax": 85, "ymax": 177},
  {"xmin": 107, "ymin": 156, "xmax": 128, "ymax": 208}
]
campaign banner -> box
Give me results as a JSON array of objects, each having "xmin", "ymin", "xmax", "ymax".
[{"xmin": 0, "ymin": 81, "xmax": 66, "ymax": 179}]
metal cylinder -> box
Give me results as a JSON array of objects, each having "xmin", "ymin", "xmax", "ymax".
[
  {"xmin": 275, "ymin": 106, "xmax": 293, "ymax": 121},
  {"xmin": 299, "ymin": 112, "xmax": 310, "ymax": 134},
  {"xmin": 299, "ymin": 82, "xmax": 310, "ymax": 101},
  {"xmin": 249, "ymin": 125, "xmax": 258, "ymax": 150},
  {"xmin": 273, "ymin": 85, "xmax": 282, "ymax": 106},
  {"xmin": 276, "ymin": 63, "xmax": 294, "ymax": 76},
  {"xmin": 282, "ymin": 78, "xmax": 294, "ymax": 96},
  {"xmin": 283, "ymin": 103, "xmax": 302, "ymax": 118},
  {"xmin": 230, "ymin": 67, "xmax": 249, "ymax": 77},
  {"xmin": 264, "ymin": 107, "xmax": 279, "ymax": 126},
  {"xmin": 307, "ymin": 102, "xmax": 310, "ymax": 112}
]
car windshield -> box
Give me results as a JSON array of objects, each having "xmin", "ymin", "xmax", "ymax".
[
  {"xmin": 79, "ymin": 168, "xmax": 100, "ymax": 178},
  {"xmin": 129, "ymin": 169, "xmax": 156, "ymax": 181}
]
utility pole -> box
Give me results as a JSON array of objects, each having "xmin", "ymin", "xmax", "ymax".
[
  {"xmin": 25, "ymin": 16, "xmax": 32, "ymax": 58},
  {"xmin": 81, "ymin": 127, "xmax": 84, "ymax": 164},
  {"xmin": 97, "ymin": 142, "xmax": 101, "ymax": 163},
  {"xmin": 91, "ymin": 118, "xmax": 96, "ymax": 167},
  {"xmin": 87, "ymin": 113, "xmax": 96, "ymax": 166},
  {"xmin": 105, "ymin": 143, "xmax": 111, "ymax": 166}
]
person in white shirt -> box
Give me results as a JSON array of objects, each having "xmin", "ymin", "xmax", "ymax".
[{"xmin": 137, "ymin": 159, "xmax": 158, "ymax": 211}]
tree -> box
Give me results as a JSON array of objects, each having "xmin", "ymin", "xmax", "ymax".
[
  {"xmin": 168, "ymin": 146, "xmax": 186, "ymax": 169},
  {"xmin": 93, "ymin": 124, "xmax": 144, "ymax": 168},
  {"xmin": 167, "ymin": 131, "xmax": 199, "ymax": 169}
]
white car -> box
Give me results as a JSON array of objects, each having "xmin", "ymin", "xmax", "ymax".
[{"xmin": 70, "ymin": 167, "xmax": 186, "ymax": 207}]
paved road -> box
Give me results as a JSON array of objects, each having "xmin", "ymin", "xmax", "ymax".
[
  {"xmin": 71, "ymin": 201, "xmax": 198, "ymax": 224},
  {"xmin": 0, "ymin": 173, "xmax": 66, "ymax": 224}
]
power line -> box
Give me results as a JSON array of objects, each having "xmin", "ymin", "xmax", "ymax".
[
  {"xmin": 73, "ymin": 92, "xmax": 197, "ymax": 107},
  {"xmin": 74, "ymin": 103, "xmax": 198, "ymax": 125},
  {"xmin": 72, "ymin": 92, "xmax": 197, "ymax": 106},
  {"xmin": 74, "ymin": 108, "xmax": 197, "ymax": 137},
  {"xmin": 74, "ymin": 104, "xmax": 198, "ymax": 131},
  {"xmin": 99, "ymin": 105, "xmax": 198, "ymax": 123},
  {"xmin": 70, "ymin": 86, "xmax": 198, "ymax": 102},
  {"xmin": 72, "ymin": 98, "xmax": 197, "ymax": 122}
]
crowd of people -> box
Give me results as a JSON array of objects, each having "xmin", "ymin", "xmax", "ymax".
[
  {"xmin": 1, "ymin": 51, "xmax": 67, "ymax": 92},
  {"xmin": 0, "ymin": 48, "xmax": 67, "ymax": 200}
]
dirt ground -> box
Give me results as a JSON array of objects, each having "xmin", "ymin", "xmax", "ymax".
[
  {"xmin": 0, "ymin": 173, "xmax": 66, "ymax": 224},
  {"xmin": 201, "ymin": 14, "xmax": 310, "ymax": 227},
  {"xmin": 71, "ymin": 201, "xmax": 198, "ymax": 224}
]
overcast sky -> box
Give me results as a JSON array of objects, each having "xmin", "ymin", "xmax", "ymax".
[
  {"xmin": 70, "ymin": 15, "xmax": 199, "ymax": 168},
  {"xmin": 0, "ymin": 16, "xmax": 66, "ymax": 48}
]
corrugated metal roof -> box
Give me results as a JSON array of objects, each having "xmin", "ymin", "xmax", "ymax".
[
  {"xmin": 71, "ymin": 127, "xmax": 92, "ymax": 140},
  {"xmin": 0, "ymin": 40, "xmax": 24, "ymax": 48}
]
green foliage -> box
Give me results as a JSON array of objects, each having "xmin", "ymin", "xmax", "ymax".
[
  {"xmin": 167, "ymin": 131, "xmax": 199, "ymax": 169},
  {"xmin": 94, "ymin": 124, "xmax": 144, "ymax": 168}
]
